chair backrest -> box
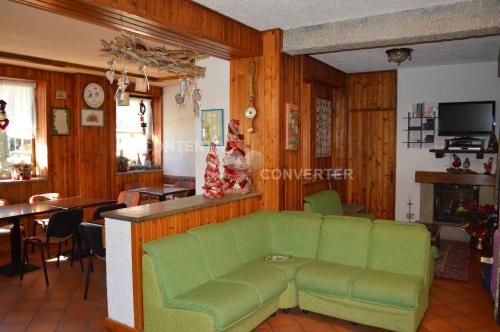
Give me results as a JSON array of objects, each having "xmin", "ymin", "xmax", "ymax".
[
  {"xmin": 124, "ymin": 182, "xmax": 144, "ymax": 191},
  {"xmin": 46, "ymin": 208, "xmax": 83, "ymax": 238},
  {"xmin": 92, "ymin": 203, "xmax": 127, "ymax": 221},
  {"xmin": 117, "ymin": 191, "xmax": 141, "ymax": 207},
  {"xmin": 79, "ymin": 222, "xmax": 105, "ymax": 257},
  {"xmin": 303, "ymin": 190, "xmax": 344, "ymax": 216},
  {"xmin": 0, "ymin": 199, "xmax": 9, "ymax": 206},
  {"xmin": 29, "ymin": 193, "xmax": 60, "ymax": 203}
]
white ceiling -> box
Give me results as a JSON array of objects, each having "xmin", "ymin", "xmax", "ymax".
[
  {"xmin": 194, "ymin": 0, "xmax": 469, "ymax": 31},
  {"xmin": 0, "ymin": 0, "xmax": 177, "ymax": 81},
  {"xmin": 313, "ymin": 36, "xmax": 500, "ymax": 73}
]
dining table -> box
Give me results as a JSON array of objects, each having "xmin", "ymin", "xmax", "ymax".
[
  {"xmin": 0, "ymin": 203, "xmax": 62, "ymax": 276},
  {"xmin": 39, "ymin": 196, "xmax": 117, "ymax": 209},
  {"xmin": 128, "ymin": 186, "xmax": 190, "ymax": 202}
]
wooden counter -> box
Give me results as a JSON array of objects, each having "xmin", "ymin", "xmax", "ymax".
[{"xmin": 102, "ymin": 192, "xmax": 261, "ymax": 222}]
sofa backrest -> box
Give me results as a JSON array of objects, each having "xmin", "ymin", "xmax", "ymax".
[
  {"xmin": 225, "ymin": 210, "xmax": 275, "ymax": 263},
  {"xmin": 142, "ymin": 233, "xmax": 211, "ymax": 302},
  {"xmin": 269, "ymin": 212, "xmax": 323, "ymax": 258},
  {"xmin": 318, "ymin": 216, "xmax": 372, "ymax": 267},
  {"xmin": 187, "ymin": 223, "xmax": 243, "ymax": 278},
  {"xmin": 303, "ymin": 190, "xmax": 344, "ymax": 216},
  {"xmin": 368, "ymin": 222, "xmax": 430, "ymax": 278}
]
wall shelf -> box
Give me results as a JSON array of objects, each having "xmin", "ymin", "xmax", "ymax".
[
  {"xmin": 403, "ymin": 112, "xmax": 437, "ymax": 148},
  {"xmin": 415, "ymin": 171, "xmax": 496, "ymax": 187},
  {"xmin": 429, "ymin": 149, "xmax": 497, "ymax": 159}
]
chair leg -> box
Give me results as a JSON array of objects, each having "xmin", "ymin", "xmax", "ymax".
[
  {"xmin": 56, "ymin": 243, "xmax": 62, "ymax": 268},
  {"xmin": 70, "ymin": 237, "xmax": 75, "ymax": 267},
  {"xmin": 76, "ymin": 239, "xmax": 84, "ymax": 272},
  {"xmin": 31, "ymin": 223, "xmax": 37, "ymax": 253},
  {"xmin": 39, "ymin": 242, "xmax": 49, "ymax": 286},
  {"xmin": 84, "ymin": 255, "xmax": 93, "ymax": 299},
  {"xmin": 20, "ymin": 240, "xmax": 28, "ymax": 280},
  {"xmin": 45, "ymin": 243, "xmax": 51, "ymax": 259}
]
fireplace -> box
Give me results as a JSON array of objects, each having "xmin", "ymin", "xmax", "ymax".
[{"xmin": 433, "ymin": 184, "xmax": 479, "ymax": 224}]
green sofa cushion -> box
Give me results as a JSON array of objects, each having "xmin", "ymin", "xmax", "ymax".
[
  {"xmin": 368, "ymin": 223, "xmax": 430, "ymax": 278},
  {"xmin": 250, "ymin": 256, "xmax": 311, "ymax": 281},
  {"xmin": 296, "ymin": 260, "xmax": 363, "ymax": 298},
  {"xmin": 318, "ymin": 217, "xmax": 372, "ymax": 267},
  {"xmin": 170, "ymin": 280, "xmax": 261, "ymax": 330},
  {"xmin": 188, "ymin": 223, "xmax": 243, "ymax": 278},
  {"xmin": 350, "ymin": 269, "xmax": 424, "ymax": 309},
  {"xmin": 142, "ymin": 234, "xmax": 212, "ymax": 302},
  {"xmin": 225, "ymin": 211, "xmax": 275, "ymax": 263},
  {"xmin": 303, "ymin": 190, "xmax": 344, "ymax": 216},
  {"xmin": 217, "ymin": 263, "xmax": 287, "ymax": 304},
  {"xmin": 269, "ymin": 212, "xmax": 322, "ymax": 259}
]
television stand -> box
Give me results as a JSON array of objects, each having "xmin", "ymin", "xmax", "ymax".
[{"xmin": 444, "ymin": 136, "xmax": 485, "ymax": 151}]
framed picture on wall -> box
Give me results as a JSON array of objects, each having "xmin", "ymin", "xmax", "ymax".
[
  {"xmin": 315, "ymin": 98, "xmax": 332, "ymax": 158},
  {"xmin": 201, "ymin": 109, "xmax": 224, "ymax": 146},
  {"xmin": 51, "ymin": 108, "xmax": 70, "ymax": 136},
  {"xmin": 81, "ymin": 108, "xmax": 104, "ymax": 127}
]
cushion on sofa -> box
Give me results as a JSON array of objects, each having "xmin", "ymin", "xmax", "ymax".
[
  {"xmin": 368, "ymin": 223, "xmax": 430, "ymax": 278},
  {"xmin": 170, "ymin": 280, "xmax": 261, "ymax": 330},
  {"xmin": 269, "ymin": 212, "xmax": 322, "ymax": 259},
  {"xmin": 142, "ymin": 234, "xmax": 211, "ymax": 302},
  {"xmin": 318, "ymin": 217, "xmax": 372, "ymax": 267},
  {"xmin": 303, "ymin": 190, "xmax": 344, "ymax": 216},
  {"xmin": 188, "ymin": 223, "xmax": 243, "ymax": 278},
  {"xmin": 296, "ymin": 260, "xmax": 363, "ymax": 298},
  {"xmin": 251, "ymin": 256, "xmax": 311, "ymax": 281},
  {"xmin": 217, "ymin": 263, "xmax": 287, "ymax": 303},
  {"xmin": 225, "ymin": 211, "xmax": 275, "ymax": 262},
  {"xmin": 350, "ymin": 269, "xmax": 424, "ymax": 309}
]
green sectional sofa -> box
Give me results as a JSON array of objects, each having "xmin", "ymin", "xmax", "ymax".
[
  {"xmin": 142, "ymin": 211, "xmax": 432, "ymax": 332},
  {"xmin": 303, "ymin": 190, "xmax": 374, "ymax": 219}
]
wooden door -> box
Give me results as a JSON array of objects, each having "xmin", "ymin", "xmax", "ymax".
[{"xmin": 347, "ymin": 72, "xmax": 396, "ymax": 219}]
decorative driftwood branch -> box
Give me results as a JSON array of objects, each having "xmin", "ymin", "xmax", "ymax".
[{"xmin": 101, "ymin": 34, "xmax": 207, "ymax": 78}]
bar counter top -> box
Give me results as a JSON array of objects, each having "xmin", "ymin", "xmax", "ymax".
[{"xmin": 101, "ymin": 191, "xmax": 261, "ymax": 223}]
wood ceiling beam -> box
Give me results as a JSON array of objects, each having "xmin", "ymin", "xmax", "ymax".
[{"xmin": 9, "ymin": 0, "xmax": 263, "ymax": 60}]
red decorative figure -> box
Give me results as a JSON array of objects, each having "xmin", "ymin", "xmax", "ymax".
[
  {"xmin": 484, "ymin": 157, "xmax": 493, "ymax": 175},
  {"xmin": 202, "ymin": 143, "xmax": 224, "ymax": 198},
  {"xmin": 451, "ymin": 154, "xmax": 461, "ymax": 169},
  {"xmin": 222, "ymin": 119, "xmax": 251, "ymax": 194}
]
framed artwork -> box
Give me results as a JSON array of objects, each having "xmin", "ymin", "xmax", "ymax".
[
  {"xmin": 51, "ymin": 108, "xmax": 70, "ymax": 136},
  {"xmin": 285, "ymin": 103, "xmax": 300, "ymax": 150},
  {"xmin": 315, "ymin": 98, "xmax": 332, "ymax": 158},
  {"xmin": 81, "ymin": 108, "xmax": 104, "ymax": 127},
  {"xmin": 201, "ymin": 109, "xmax": 224, "ymax": 146}
]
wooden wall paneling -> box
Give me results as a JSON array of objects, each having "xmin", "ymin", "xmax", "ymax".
[
  {"xmin": 151, "ymin": 95, "xmax": 163, "ymax": 169},
  {"xmin": 127, "ymin": 195, "xmax": 262, "ymax": 331},
  {"xmin": 331, "ymin": 88, "xmax": 347, "ymax": 197},
  {"xmin": 13, "ymin": 0, "xmax": 263, "ymax": 59},
  {"xmin": 302, "ymin": 56, "xmax": 346, "ymax": 88},
  {"xmin": 301, "ymin": 82, "xmax": 312, "ymax": 171},
  {"xmin": 347, "ymin": 71, "xmax": 396, "ymax": 110}
]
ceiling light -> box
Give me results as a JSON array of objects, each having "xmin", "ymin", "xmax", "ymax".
[{"xmin": 386, "ymin": 48, "xmax": 413, "ymax": 65}]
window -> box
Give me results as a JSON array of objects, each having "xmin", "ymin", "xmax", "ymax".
[
  {"xmin": 116, "ymin": 97, "xmax": 152, "ymax": 163},
  {"xmin": 0, "ymin": 80, "xmax": 36, "ymax": 178}
]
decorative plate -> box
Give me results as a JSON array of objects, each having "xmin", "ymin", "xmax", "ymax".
[{"xmin": 84, "ymin": 83, "xmax": 105, "ymax": 108}]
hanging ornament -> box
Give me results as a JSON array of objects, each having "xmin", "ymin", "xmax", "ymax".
[
  {"xmin": 138, "ymin": 64, "xmax": 150, "ymax": 91},
  {"xmin": 0, "ymin": 100, "xmax": 9, "ymax": 131},
  {"xmin": 106, "ymin": 58, "xmax": 116, "ymax": 84},
  {"xmin": 115, "ymin": 69, "xmax": 130, "ymax": 106},
  {"xmin": 138, "ymin": 99, "xmax": 147, "ymax": 135}
]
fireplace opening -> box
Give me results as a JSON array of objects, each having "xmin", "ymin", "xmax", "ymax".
[{"xmin": 433, "ymin": 184, "xmax": 479, "ymax": 224}]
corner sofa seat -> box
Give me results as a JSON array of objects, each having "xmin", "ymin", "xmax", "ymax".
[{"xmin": 143, "ymin": 210, "xmax": 432, "ymax": 332}]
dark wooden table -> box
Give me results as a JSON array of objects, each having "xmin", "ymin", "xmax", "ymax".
[
  {"xmin": 39, "ymin": 197, "xmax": 117, "ymax": 209},
  {"xmin": 0, "ymin": 203, "xmax": 62, "ymax": 276},
  {"xmin": 128, "ymin": 187, "xmax": 189, "ymax": 201}
]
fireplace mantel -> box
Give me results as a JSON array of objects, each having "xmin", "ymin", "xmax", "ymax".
[{"xmin": 415, "ymin": 171, "xmax": 496, "ymax": 187}]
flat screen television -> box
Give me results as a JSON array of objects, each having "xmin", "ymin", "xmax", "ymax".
[{"xmin": 438, "ymin": 101, "xmax": 496, "ymax": 136}]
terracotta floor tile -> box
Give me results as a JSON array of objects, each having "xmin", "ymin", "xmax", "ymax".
[
  {"xmin": 0, "ymin": 322, "xmax": 30, "ymax": 332},
  {"xmin": 273, "ymin": 325, "xmax": 305, "ymax": 332},
  {"xmin": 428, "ymin": 304, "xmax": 460, "ymax": 318},
  {"xmin": 448, "ymin": 301, "xmax": 484, "ymax": 315},
  {"xmin": 1, "ymin": 309, "xmax": 37, "ymax": 324},
  {"xmin": 56, "ymin": 319, "xmax": 89, "ymax": 332},
  {"xmin": 446, "ymin": 315, "xmax": 483, "ymax": 329},
  {"xmin": 268, "ymin": 313, "xmax": 299, "ymax": 328},
  {"xmin": 421, "ymin": 318, "xmax": 460, "ymax": 332},
  {"xmin": 26, "ymin": 321, "xmax": 59, "ymax": 332},
  {"xmin": 32, "ymin": 309, "xmax": 65, "ymax": 322},
  {"xmin": 300, "ymin": 322, "xmax": 337, "ymax": 331}
]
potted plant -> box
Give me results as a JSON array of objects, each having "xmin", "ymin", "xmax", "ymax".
[{"xmin": 9, "ymin": 162, "xmax": 34, "ymax": 180}]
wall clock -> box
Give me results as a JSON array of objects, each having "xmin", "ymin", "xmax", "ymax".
[{"xmin": 84, "ymin": 83, "xmax": 105, "ymax": 108}]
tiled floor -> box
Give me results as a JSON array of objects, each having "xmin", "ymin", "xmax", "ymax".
[{"xmin": 0, "ymin": 248, "xmax": 498, "ymax": 332}]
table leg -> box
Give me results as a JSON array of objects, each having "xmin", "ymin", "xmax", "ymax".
[
  {"xmin": 0, "ymin": 217, "xmax": 40, "ymax": 277},
  {"xmin": 159, "ymin": 195, "xmax": 167, "ymax": 202}
]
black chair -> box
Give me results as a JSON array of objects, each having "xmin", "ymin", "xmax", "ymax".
[
  {"xmin": 79, "ymin": 222, "xmax": 105, "ymax": 299},
  {"xmin": 92, "ymin": 203, "xmax": 126, "ymax": 221},
  {"xmin": 21, "ymin": 208, "xmax": 84, "ymax": 285}
]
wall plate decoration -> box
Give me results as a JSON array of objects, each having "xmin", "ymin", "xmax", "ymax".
[
  {"xmin": 315, "ymin": 98, "xmax": 332, "ymax": 158},
  {"xmin": 81, "ymin": 108, "xmax": 104, "ymax": 127},
  {"xmin": 51, "ymin": 108, "xmax": 70, "ymax": 136},
  {"xmin": 285, "ymin": 103, "xmax": 300, "ymax": 150},
  {"xmin": 201, "ymin": 109, "xmax": 224, "ymax": 146},
  {"xmin": 83, "ymin": 83, "xmax": 105, "ymax": 108},
  {"xmin": 55, "ymin": 90, "xmax": 67, "ymax": 100}
]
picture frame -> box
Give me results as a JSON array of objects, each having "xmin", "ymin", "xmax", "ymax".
[
  {"xmin": 315, "ymin": 98, "xmax": 332, "ymax": 158},
  {"xmin": 201, "ymin": 109, "xmax": 224, "ymax": 146},
  {"xmin": 285, "ymin": 103, "xmax": 300, "ymax": 150},
  {"xmin": 81, "ymin": 108, "xmax": 104, "ymax": 127},
  {"xmin": 51, "ymin": 108, "xmax": 70, "ymax": 136}
]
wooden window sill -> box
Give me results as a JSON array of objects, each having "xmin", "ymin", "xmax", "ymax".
[
  {"xmin": 116, "ymin": 169, "xmax": 163, "ymax": 176},
  {"xmin": 0, "ymin": 177, "xmax": 48, "ymax": 185}
]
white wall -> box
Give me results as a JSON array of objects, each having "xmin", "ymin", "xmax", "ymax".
[
  {"xmin": 396, "ymin": 62, "xmax": 500, "ymax": 221},
  {"xmin": 163, "ymin": 57, "xmax": 230, "ymax": 194}
]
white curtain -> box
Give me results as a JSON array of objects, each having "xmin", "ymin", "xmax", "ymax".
[{"xmin": 0, "ymin": 80, "xmax": 36, "ymax": 139}]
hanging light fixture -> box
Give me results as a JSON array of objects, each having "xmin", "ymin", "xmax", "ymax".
[{"xmin": 386, "ymin": 48, "xmax": 413, "ymax": 65}]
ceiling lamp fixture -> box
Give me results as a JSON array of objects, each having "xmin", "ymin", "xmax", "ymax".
[{"xmin": 386, "ymin": 48, "xmax": 413, "ymax": 65}]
